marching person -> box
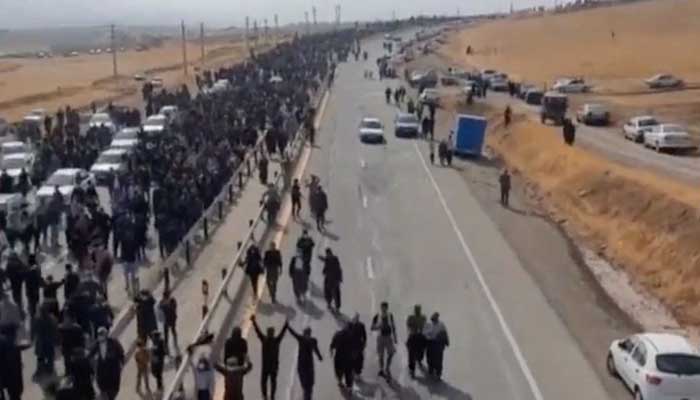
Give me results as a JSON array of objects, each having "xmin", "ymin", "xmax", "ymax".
[
  {"xmin": 258, "ymin": 155, "xmax": 269, "ymax": 185},
  {"xmin": 224, "ymin": 326, "xmax": 248, "ymax": 365},
  {"xmin": 150, "ymin": 331, "xmax": 166, "ymax": 392},
  {"xmin": 330, "ymin": 322, "xmax": 354, "ymax": 390},
  {"xmin": 289, "ymin": 249, "xmax": 310, "ymax": 304},
  {"xmin": 424, "ymin": 312, "xmax": 449, "ymax": 380},
  {"xmin": 288, "ymin": 324, "xmax": 323, "ymax": 400},
  {"xmin": 158, "ymin": 290, "xmax": 179, "ymax": 355},
  {"xmin": 313, "ymin": 186, "xmax": 328, "ymax": 231},
  {"xmin": 296, "ymin": 230, "xmax": 315, "ymax": 270},
  {"xmin": 214, "ymin": 356, "xmax": 253, "ymax": 400},
  {"xmin": 406, "ymin": 305, "xmax": 427, "ymax": 378},
  {"xmin": 499, "ymin": 169, "xmax": 511, "ymax": 207},
  {"xmin": 244, "ymin": 244, "xmax": 264, "ymax": 299},
  {"xmin": 134, "ymin": 338, "xmax": 151, "ymax": 393},
  {"xmin": 32, "ymin": 304, "xmax": 59, "ymax": 377},
  {"xmin": 291, "ymin": 179, "xmax": 302, "ymax": 218},
  {"xmin": 90, "ymin": 327, "xmax": 125, "ymax": 400},
  {"xmin": 190, "ymin": 353, "xmax": 215, "ymax": 400},
  {"xmin": 371, "ymin": 302, "xmax": 397, "ymax": 379},
  {"xmin": 263, "ymin": 242, "xmax": 283, "ymax": 304},
  {"xmin": 251, "ymin": 315, "xmax": 288, "ymax": 400},
  {"xmin": 348, "ymin": 313, "xmax": 367, "ymax": 378},
  {"xmin": 320, "ymin": 248, "xmax": 342, "ymax": 312},
  {"xmin": 134, "ymin": 289, "xmax": 157, "ymax": 342}
]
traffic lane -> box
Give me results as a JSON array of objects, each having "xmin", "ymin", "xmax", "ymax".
[{"xmin": 488, "ymin": 91, "xmax": 700, "ymax": 183}]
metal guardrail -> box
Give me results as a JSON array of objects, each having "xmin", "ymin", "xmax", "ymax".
[{"xmin": 160, "ymin": 86, "xmax": 327, "ymax": 400}]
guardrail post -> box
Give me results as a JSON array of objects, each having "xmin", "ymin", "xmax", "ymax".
[
  {"xmin": 164, "ymin": 267, "xmax": 171, "ymax": 293},
  {"xmin": 221, "ymin": 268, "xmax": 228, "ymax": 297},
  {"xmin": 185, "ymin": 240, "xmax": 191, "ymax": 266},
  {"xmin": 253, "ymin": 147, "xmax": 259, "ymax": 164},
  {"xmin": 237, "ymin": 241, "xmax": 242, "ymax": 250},
  {"xmin": 246, "ymin": 158, "xmax": 251, "ymax": 177},
  {"xmin": 238, "ymin": 171, "xmax": 244, "ymax": 188},
  {"xmin": 249, "ymin": 219, "xmax": 255, "ymax": 242},
  {"xmin": 228, "ymin": 183, "xmax": 234, "ymax": 202},
  {"xmin": 202, "ymin": 279, "xmax": 209, "ymax": 318},
  {"xmin": 218, "ymin": 201, "xmax": 223, "ymax": 220},
  {"xmin": 203, "ymin": 216, "xmax": 209, "ymax": 240}
]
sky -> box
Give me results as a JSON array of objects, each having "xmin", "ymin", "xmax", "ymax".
[{"xmin": 0, "ymin": 0, "xmax": 547, "ymax": 30}]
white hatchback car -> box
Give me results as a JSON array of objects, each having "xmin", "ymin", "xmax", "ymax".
[
  {"xmin": 608, "ymin": 333, "xmax": 700, "ymax": 400},
  {"xmin": 624, "ymin": 116, "xmax": 660, "ymax": 143},
  {"xmin": 643, "ymin": 124, "xmax": 696, "ymax": 152},
  {"xmin": 358, "ymin": 117, "xmax": 385, "ymax": 143}
]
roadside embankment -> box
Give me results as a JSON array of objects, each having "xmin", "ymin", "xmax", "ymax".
[{"xmin": 473, "ymin": 107, "xmax": 700, "ymax": 328}]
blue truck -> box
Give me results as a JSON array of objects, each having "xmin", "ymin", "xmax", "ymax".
[{"xmin": 452, "ymin": 114, "xmax": 488, "ymax": 157}]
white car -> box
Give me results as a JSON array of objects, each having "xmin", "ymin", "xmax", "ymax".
[
  {"xmin": 1, "ymin": 141, "xmax": 31, "ymax": 158},
  {"xmin": 645, "ymin": 74, "xmax": 683, "ymax": 89},
  {"xmin": 490, "ymin": 75, "xmax": 509, "ymax": 92},
  {"xmin": 89, "ymin": 112, "xmax": 117, "ymax": 133},
  {"xmin": 553, "ymin": 78, "xmax": 589, "ymax": 93},
  {"xmin": 150, "ymin": 78, "xmax": 164, "ymax": 87},
  {"xmin": 90, "ymin": 148, "xmax": 128, "ymax": 184},
  {"xmin": 22, "ymin": 109, "xmax": 45, "ymax": 125},
  {"xmin": 0, "ymin": 117, "xmax": 11, "ymax": 136},
  {"xmin": 158, "ymin": 105, "xmax": 178, "ymax": 124},
  {"xmin": 110, "ymin": 127, "xmax": 140, "ymax": 150},
  {"xmin": 480, "ymin": 69, "xmax": 498, "ymax": 81},
  {"xmin": 143, "ymin": 114, "xmax": 167, "ymax": 135},
  {"xmin": 1, "ymin": 153, "xmax": 34, "ymax": 183},
  {"xmin": 644, "ymin": 124, "xmax": 696, "ymax": 152},
  {"xmin": 623, "ymin": 116, "xmax": 660, "ymax": 143},
  {"xmin": 419, "ymin": 89, "xmax": 440, "ymax": 106},
  {"xmin": 36, "ymin": 168, "xmax": 95, "ymax": 205},
  {"xmin": 608, "ymin": 333, "xmax": 700, "ymax": 400},
  {"xmin": 358, "ymin": 117, "xmax": 385, "ymax": 143}
]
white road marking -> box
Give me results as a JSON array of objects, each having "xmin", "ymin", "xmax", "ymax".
[
  {"xmin": 412, "ymin": 142, "xmax": 545, "ymax": 400},
  {"xmin": 365, "ymin": 256, "xmax": 375, "ymax": 280},
  {"xmin": 360, "ymin": 158, "xmax": 367, "ymax": 168},
  {"xmin": 362, "ymin": 194, "xmax": 368, "ymax": 208}
]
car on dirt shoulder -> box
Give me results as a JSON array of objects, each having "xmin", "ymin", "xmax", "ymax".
[
  {"xmin": 607, "ymin": 333, "xmax": 700, "ymax": 400},
  {"xmin": 623, "ymin": 116, "xmax": 660, "ymax": 143},
  {"xmin": 645, "ymin": 74, "xmax": 684, "ymax": 89},
  {"xmin": 643, "ymin": 124, "xmax": 696, "ymax": 152}
]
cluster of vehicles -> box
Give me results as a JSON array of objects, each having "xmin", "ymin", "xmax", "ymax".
[{"xmin": 623, "ymin": 116, "xmax": 695, "ymax": 152}]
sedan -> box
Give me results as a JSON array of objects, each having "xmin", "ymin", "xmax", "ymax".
[
  {"xmin": 36, "ymin": 168, "xmax": 94, "ymax": 205},
  {"xmin": 90, "ymin": 148, "xmax": 128, "ymax": 184},
  {"xmin": 645, "ymin": 74, "xmax": 683, "ymax": 89},
  {"xmin": 359, "ymin": 118, "xmax": 385, "ymax": 143},
  {"xmin": 1, "ymin": 153, "xmax": 34, "ymax": 184},
  {"xmin": 89, "ymin": 112, "xmax": 117, "ymax": 134},
  {"xmin": 553, "ymin": 78, "xmax": 589, "ymax": 93},
  {"xmin": 623, "ymin": 116, "xmax": 660, "ymax": 143},
  {"xmin": 394, "ymin": 113, "xmax": 420, "ymax": 138},
  {"xmin": 644, "ymin": 124, "xmax": 696, "ymax": 152},
  {"xmin": 110, "ymin": 127, "xmax": 140, "ymax": 150},
  {"xmin": 576, "ymin": 103, "xmax": 610, "ymax": 126},
  {"xmin": 143, "ymin": 114, "xmax": 167, "ymax": 135},
  {"xmin": 608, "ymin": 333, "xmax": 700, "ymax": 400}
]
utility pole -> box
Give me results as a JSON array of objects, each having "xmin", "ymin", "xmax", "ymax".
[
  {"xmin": 264, "ymin": 19, "xmax": 269, "ymax": 44},
  {"xmin": 245, "ymin": 17, "xmax": 250, "ymax": 50},
  {"xmin": 200, "ymin": 22, "xmax": 205, "ymax": 64},
  {"xmin": 274, "ymin": 14, "xmax": 279, "ymax": 44},
  {"xmin": 304, "ymin": 11, "xmax": 310, "ymax": 35},
  {"xmin": 253, "ymin": 20, "xmax": 258, "ymax": 48},
  {"xmin": 312, "ymin": 6, "xmax": 317, "ymax": 27},
  {"xmin": 181, "ymin": 20, "xmax": 188, "ymax": 76},
  {"xmin": 110, "ymin": 24, "xmax": 118, "ymax": 77}
]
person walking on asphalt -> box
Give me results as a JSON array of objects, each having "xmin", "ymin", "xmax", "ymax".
[
  {"xmin": 296, "ymin": 230, "xmax": 315, "ymax": 270},
  {"xmin": 0, "ymin": 327, "xmax": 32, "ymax": 400},
  {"xmin": 134, "ymin": 338, "xmax": 151, "ymax": 393},
  {"xmin": 289, "ymin": 249, "xmax": 311, "ymax": 304},
  {"xmin": 406, "ymin": 304, "xmax": 427, "ymax": 378},
  {"xmin": 562, "ymin": 118, "xmax": 576, "ymax": 145},
  {"xmin": 320, "ymin": 248, "xmax": 342, "ymax": 312},
  {"xmin": 288, "ymin": 325, "xmax": 323, "ymax": 400},
  {"xmin": 23, "ymin": 255, "xmax": 42, "ymax": 321},
  {"xmin": 263, "ymin": 243, "xmax": 283, "ymax": 303},
  {"xmin": 424, "ymin": 312, "xmax": 449, "ymax": 380},
  {"xmin": 291, "ymin": 179, "xmax": 302, "ymax": 218},
  {"xmin": 313, "ymin": 186, "xmax": 328, "ymax": 231},
  {"xmin": 158, "ymin": 290, "xmax": 178, "ymax": 354},
  {"xmin": 90, "ymin": 327, "xmax": 125, "ymax": 400},
  {"xmin": 258, "ymin": 155, "xmax": 269, "ymax": 185},
  {"xmin": 214, "ymin": 356, "xmax": 253, "ymax": 400},
  {"xmin": 70, "ymin": 347, "xmax": 95, "ymax": 400},
  {"xmin": 58, "ymin": 313, "xmax": 84, "ymax": 375},
  {"xmin": 244, "ymin": 244, "xmax": 264, "ymax": 299},
  {"xmin": 63, "ymin": 263, "xmax": 80, "ymax": 301},
  {"xmin": 499, "ymin": 169, "xmax": 511, "ymax": 207},
  {"xmin": 251, "ymin": 315, "xmax": 288, "ymax": 400},
  {"xmin": 371, "ymin": 302, "xmax": 397, "ymax": 379},
  {"xmin": 224, "ymin": 326, "xmax": 248, "ymax": 365},
  {"xmin": 330, "ymin": 322, "xmax": 355, "ymax": 391},
  {"xmin": 348, "ymin": 313, "xmax": 367, "ymax": 378},
  {"xmin": 134, "ymin": 289, "xmax": 157, "ymax": 342},
  {"xmin": 5, "ymin": 250, "xmax": 26, "ymax": 316},
  {"xmin": 190, "ymin": 353, "xmax": 214, "ymax": 400},
  {"xmin": 150, "ymin": 331, "xmax": 166, "ymax": 391},
  {"xmin": 385, "ymin": 87, "xmax": 392, "ymax": 104}
]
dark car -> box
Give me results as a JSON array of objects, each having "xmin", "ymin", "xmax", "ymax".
[{"xmin": 394, "ymin": 113, "xmax": 420, "ymax": 137}]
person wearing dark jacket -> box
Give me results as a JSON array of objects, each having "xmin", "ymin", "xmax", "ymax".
[
  {"xmin": 23, "ymin": 256, "xmax": 42, "ymax": 319},
  {"xmin": 0, "ymin": 329, "xmax": 32, "ymax": 400},
  {"xmin": 251, "ymin": 316, "xmax": 288, "ymax": 400},
  {"xmin": 313, "ymin": 186, "xmax": 328, "ymax": 231},
  {"xmin": 69, "ymin": 347, "xmax": 95, "ymax": 399},
  {"xmin": 224, "ymin": 326, "xmax": 248, "ymax": 364},
  {"xmin": 5, "ymin": 251, "xmax": 26, "ymax": 314},
  {"xmin": 406, "ymin": 305, "xmax": 427, "ymax": 378},
  {"xmin": 90, "ymin": 327, "xmax": 125, "ymax": 400},
  {"xmin": 150, "ymin": 331, "xmax": 166, "ymax": 391},
  {"xmin": 348, "ymin": 313, "xmax": 367, "ymax": 377},
  {"xmin": 295, "ymin": 230, "xmax": 314, "ymax": 269},
  {"xmin": 33, "ymin": 305, "xmax": 59, "ymax": 377},
  {"xmin": 320, "ymin": 248, "xmax": 342, "ymax": 312},
  {"xmin": 263, "ymin": 243, "xmax": 283, "ymax": 303},
  {"xmin": 288, "ymin": 325, "xmax": 323, "ymax": 400},
  {"xmin": 214, "ymin": 356, "xmax": 253, "ymax": 400},
  {"xmin": 499, "ymin": 169, "xmax": 511, "ymax": 207},
  {"xmin": 563, "ymin": 118, "xmax": 576, "ymax": 145},
  {"xmin": 63, "ymin": 263, "xmax": 80, "ymax": 301},
  {"xmin": 423, "ymin": 312, "xmax": 449, "ymax": 380},
  {"xmin": 244, "ymin": 245, "xmax": 263, "ymax": 299},
  {"xmin": 90, "ymin": 296, "xmax": 114, "ymax": 337},
  {"xmin": 288, "ymin": 250, "xmax": 310, "ymax": 304},
  {"xmin": 134, "ymin": 290, "xmax": 157, "ymax": 342},
  {"xmin": 258, "ymin": 155, "xmax": 269, "ymax": 185},
  {"xmin": 58, "ymin": 313, "xmax": 84, "ymax": 375},
  {"xmin": 330, "ymin": 323, "xmax": 355, "ymax": 390},
  {"xmin": 158, "ymin": 290, "xmax": 178, "ymax": 354}
]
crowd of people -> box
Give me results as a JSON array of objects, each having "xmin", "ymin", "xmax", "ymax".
[{"xmin": 0, "ymin": 26, "xmax": 353, "ymax": 400}]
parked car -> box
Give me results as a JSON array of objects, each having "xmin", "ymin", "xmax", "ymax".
[
  {"xmin": 553, "ymin": 78, "xmax": 589, "ymax": 93},
  {"xmin": 643, "ymin": 124, "xmax": 696, "ymax": 152},
  {"xmin": 1, "ymin": 141, "xmax": 31, "ymax": 158},
  {"xmin": 394, "ymin": 112, "xmax": 420, "ymax": 137},
  {"xmin": 88, "ymin": 112, "xmax": 117, "ymax": 134},
  {"xmin": 524, "ymin": 88, "xmax": 544, "ymax": 105},
  {"xmin": 143, "ymin": 114, "xmax": 168, "ymax": 135},
  {"xmin": 90, "ymin": 148, "xmax": 128, "ymax": 184},
  {"xmin": 623, "ymin": 116, "xmax": 660, "ymax": 143},
  {"xmin": 150, "ymin": 77, "xmax": 164, "ymax": 87},
  {"xmin": 607, "ymin": 333, "xmax": 700, "ymax": 400},
  {"xmin": 358, "ymin": 117, "xmax": 385, "ymax": 143},
  {"xmin": 36, "ymin": 168, "xmax": 95, "ymax": 205},
  {"xmin": 576, "ymin": 103, "xmax": 610, "ymax": 126},
  {"xmin": 158, "ymin": 105, "xmax": 178, "ymax": 124},
  {"xmin": 22, "ymin": 109, "xmax": 45, "ymax": 126},
  {"xmin": 518, "ymin": 84, "xmax": 536, "ymax": 99},
  {"xmin": 410, "ymin": 70, "xmax": 438, "ymax": 88},
  {"xmin": 110, "ymin": 127, "xmax": 140, "ymax": 150},
  {"xmin": 1, "ymin": 153, "xmax": 35, "ymax": 182},
  {"xmin": 490, "ymin": 76, "xmax": 509, "ymax": 92},
  {"xmin": 419, "ymin": 89, "xmax": 440, "ymax": 106},
  {"xmin": 133, "ymin": 73, "xmax": 146, "ymax": 81},
  {"xmin": 540, "ymin": 92, "xmax": 568, "ymax": 125},
  {"xmin": 645, "ymin": 74, "xmax": 683, "ymax": 89}
]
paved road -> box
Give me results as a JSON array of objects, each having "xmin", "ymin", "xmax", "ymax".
[{"xmin": 220, "ymin": 32, "xmax": 615, "ymax": 400}]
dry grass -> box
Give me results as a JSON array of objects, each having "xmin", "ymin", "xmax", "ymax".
[{"xmin": 0, "ymin": 38, "xmax": 249, "ymax": 120}]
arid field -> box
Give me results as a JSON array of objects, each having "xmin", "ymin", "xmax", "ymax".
[{"xmin": 0, "ymin": 37, "xmax": 252, "ymax": 121}]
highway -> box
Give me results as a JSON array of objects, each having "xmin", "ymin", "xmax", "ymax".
[{"xmin": 221, "ymin": 32, "xmax": 615, "ymax": 400}]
